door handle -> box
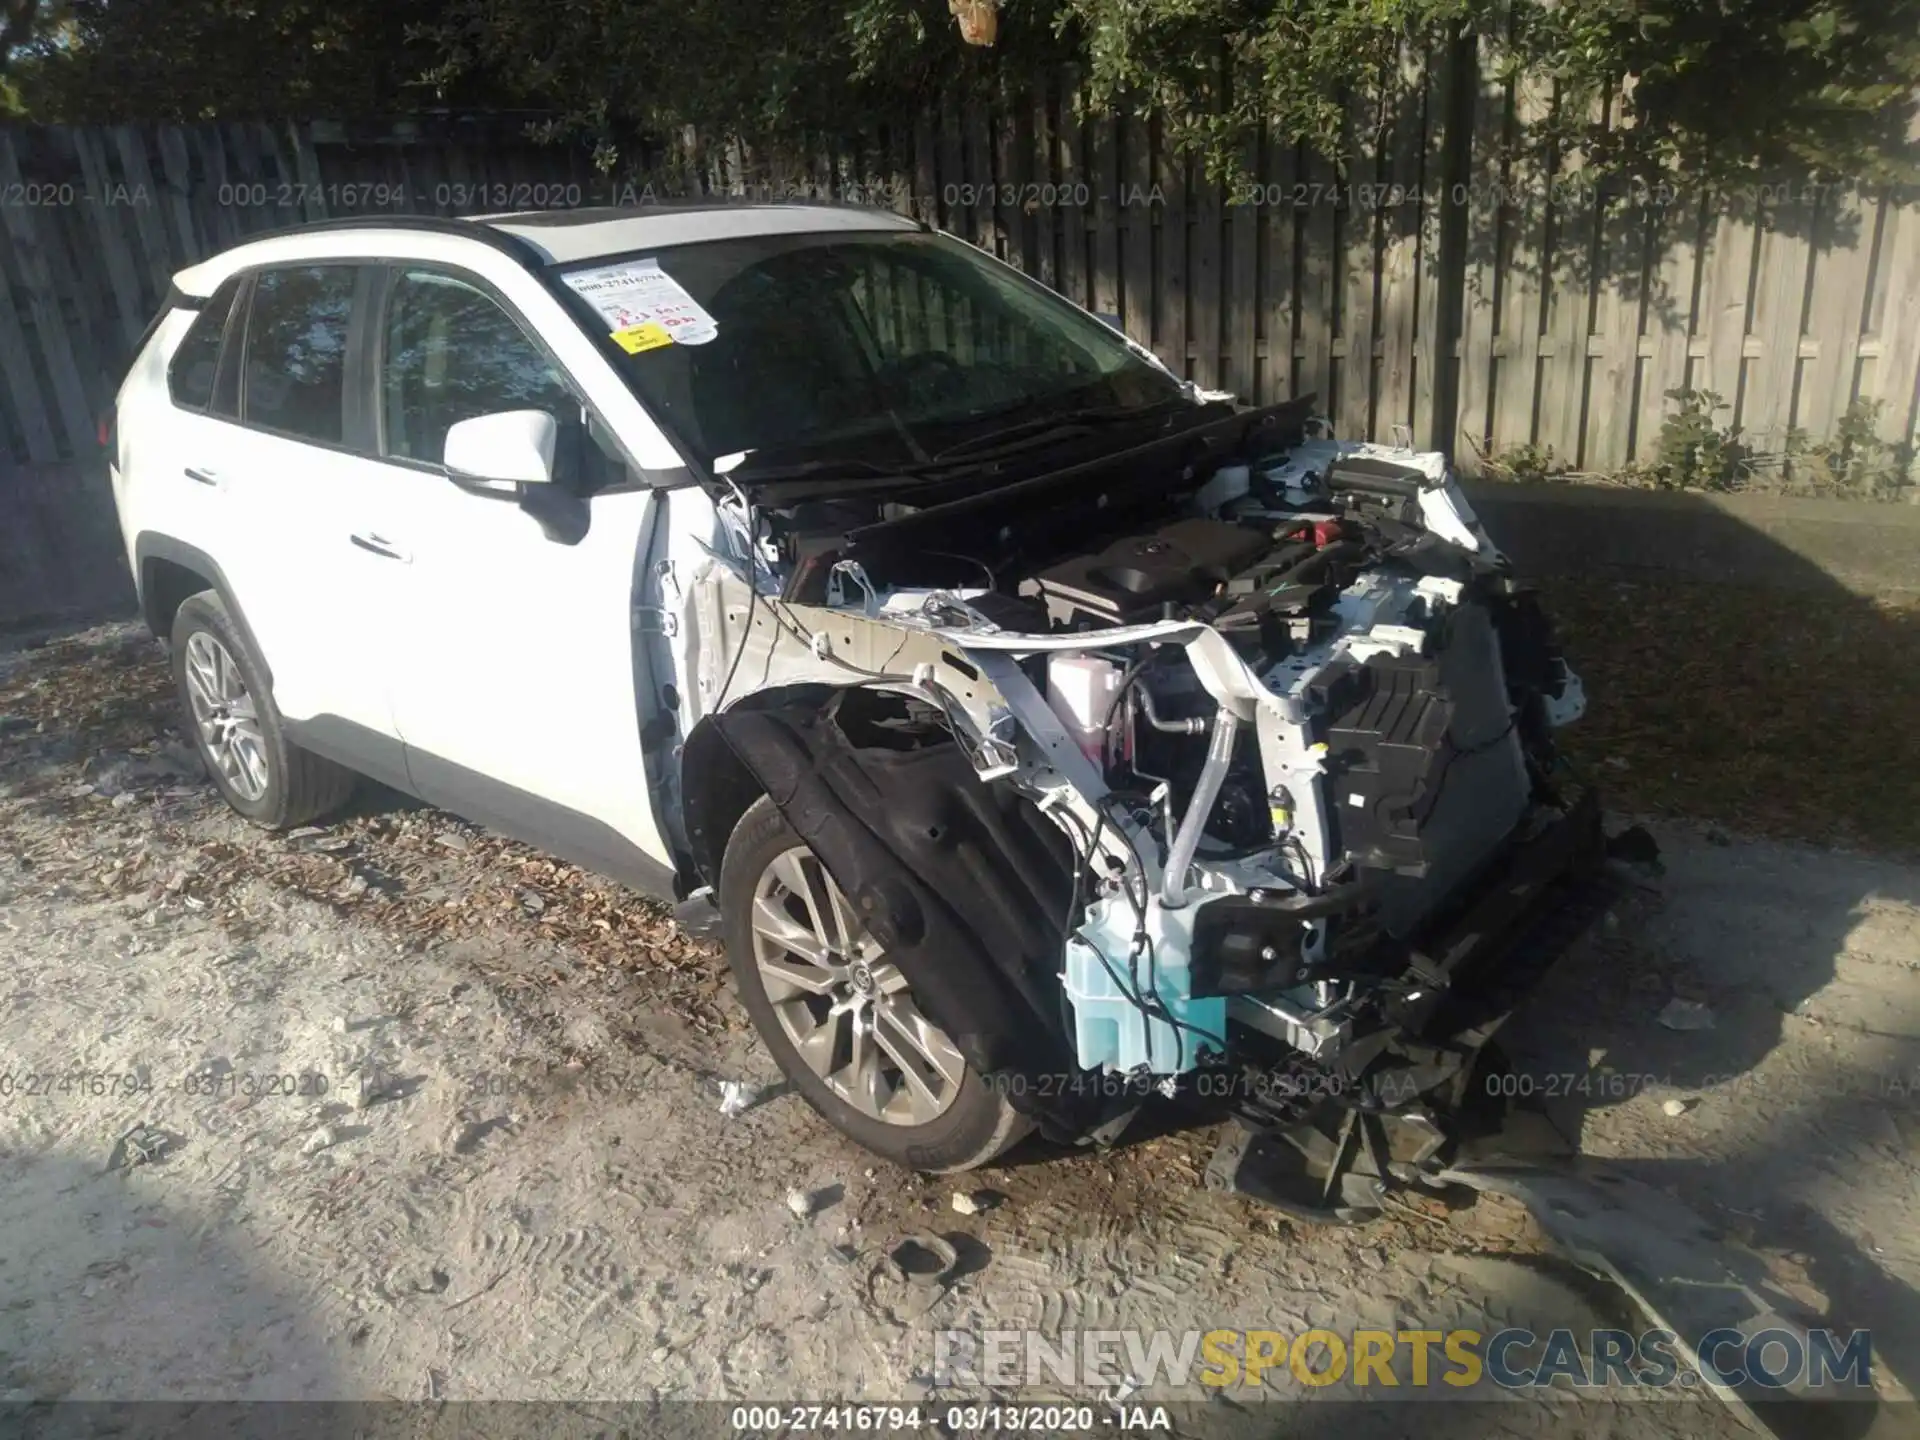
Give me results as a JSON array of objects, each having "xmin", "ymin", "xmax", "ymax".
[
  {"xmin": 349, "ymin": 532, "xmax": 409, "ymax": 562},
  {"xmin": 184, "ymin": 466, "xmax": 220, "ymax": 488}
]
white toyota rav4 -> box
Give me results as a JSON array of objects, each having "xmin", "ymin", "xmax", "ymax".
[{"xmin": 111, "ymin": 204, "xmax": 1604, "ymax": 1217}]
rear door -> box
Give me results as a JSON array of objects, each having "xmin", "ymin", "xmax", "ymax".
[
  {"xmin": 113, "ymin": 277, "xmax": 246, "ymax": 574},
  {"xmin": 212, "ymin": 264, "xmax": 403, "ymax": 749}
]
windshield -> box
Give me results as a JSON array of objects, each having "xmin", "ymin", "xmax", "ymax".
[{"xmin": 555, "ymin": 230, "xmax": 1186, "ymax": 472}]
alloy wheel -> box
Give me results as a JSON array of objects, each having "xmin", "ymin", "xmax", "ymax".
[
  {"xmin": 182, "ymin": 630, "xmax": 269, "ymax": 802},
  {"xmin": 749, "ymin": 845, "xmax": 966, "ymax": 1126}
]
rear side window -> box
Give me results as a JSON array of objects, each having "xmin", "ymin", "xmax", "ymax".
[
  {"xmin": 241, "ymin": 266, "xmax": 357, "ymax": 445},
  {"xmin": 166, "ymin": 280, "xmax": 240, "ymax": 412}
]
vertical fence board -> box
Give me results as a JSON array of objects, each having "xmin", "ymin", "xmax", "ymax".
[
  {"xmin": 71, "ymin": 129, "xmax": 148, "ymax": 350},
  {"xmin": 1452, "ymin": 40, "xmax": 1504, "ymax": 466},
  {"xmin": 1056, "ymin": 89, "xmax": 1089, "ymax": 311},
  {"xmin": 1585, "ymin": 198, "xmax": 1646, "ymax": 471},
  {"xmin": 965, "ymin": 102, "xmax": 997, "ymax": 256},
  {"xmin": 1335, "ymin": 102, "xmax": 1377, "ymax": 439},
  {"xmin": 1121, "ymin": 116, "xmax": 1154, "ymax": 347},
  {"xmin": 1865, "ymin": 196, "xmax": 1920, "ymax": 453},
  {"xmin": 1794, "ymin": 190, "xmax": 1873, "ymax": 443},
  {"xmin": 1225, "ymin": 137, "xmax": 1259, "ymax": 400},
  {"xmin": 1154, "ymin": 124, "xmax": 1188, "ymax": 376},
  {"xmin": 1189, "ymin": 149, "xmax": 1223, "ymax": 390},
  {"xmin": 1031, "ymin": 88, "xmax": 1058, "ymax": 291},
  {"xmin": 1744, "ymin": 198, "xmax": 1815, "ymax": 446},
  {"xmin": 1491, "ymin": 77, "xmax": 1550, "ymax": 455},
  {"xmin": 1297, "ymin": 149, "xmax": 1337, "ymax": 410},
  {"xmin": 1089, "ymin": 108, "xmax": 1120, "ymax": 324},
  {"xmin": 153, "ymin": 126, "xmax": 203, "ymax": 264},
  {"xmin": 1376, "ymin": 50, "xmax": 1426, "ymax": 441},
  {"xmin": 1696, "ymin": 202, "xmax": 1759, "ymax": 410},
  {"xmin": 1634, "ymin": 196, "xmax": 1704, "ymax": 461},
  {"xmin": 0, "ymin": 230, "xmax": 58, "ymax": 462},
  {"xmin": 1412, "ymin": 45, "xmax": 1460, "ymax": 451},
  {"xmin": 1259, "ymin": 130, "xmax": 1299, "ymax": 404},
  {"xmin": 1538, "ymin": 167, "xmax": 1597, "ymax": 468},
  {"xmin": 111, "ymin": 127, "xmax": 176, "ymax": 302},
  {"xmin": 0, "ymin": 132, "xmax": 98, "ymax": 457}
]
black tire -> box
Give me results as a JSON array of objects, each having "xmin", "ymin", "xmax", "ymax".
[
  {"xmin": 169, "ymin": 589, "xmax": 356, "ymax": 829},
  {"xmin": 720, "ymin": 794, "xmax": 1031, "ymax": 1173}
]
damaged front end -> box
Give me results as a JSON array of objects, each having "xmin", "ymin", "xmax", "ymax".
[{"xmin": 681, "ymin": 397, "xmax": 1610, "ymax": 1218}]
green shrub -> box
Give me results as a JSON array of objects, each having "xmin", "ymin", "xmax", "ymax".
[{"xmin": 1787, "ymin": 398, "xmax": 1917, "ymax": 500}]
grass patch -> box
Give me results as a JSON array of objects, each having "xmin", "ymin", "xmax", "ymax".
[{"xmin": 1541, "ymin": 575, "xmax": 1920, "ymax": 855}]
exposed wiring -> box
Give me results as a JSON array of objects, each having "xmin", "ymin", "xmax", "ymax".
[
  {"xmin": 1086, "ymin": 791, "xmax": 1231, "ymax": 1064},
  {"xmin": 712, "ymin": 477, "xmax": 763, "ymax": 712}
]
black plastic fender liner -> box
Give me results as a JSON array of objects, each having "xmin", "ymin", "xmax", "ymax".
[{"xmin": 710, "ymin": 705, "xmax": 1102, "ymax": 1134}]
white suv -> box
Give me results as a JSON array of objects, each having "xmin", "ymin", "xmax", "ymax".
[{"xmin": 112, "ymin": 205, "xmax": 1597, "ymax": 1212}]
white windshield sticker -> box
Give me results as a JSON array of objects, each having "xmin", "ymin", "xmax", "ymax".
[{"xmin": 563, "ymin": 259, "xmax": 718, "ymax": 354}]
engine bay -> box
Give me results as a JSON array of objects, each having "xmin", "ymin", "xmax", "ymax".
[{"xmin": 691, "ymin": 402, "xmax": 1594, "ymax": 1168}]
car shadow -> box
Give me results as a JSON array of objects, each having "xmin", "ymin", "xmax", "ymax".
[{"xmin": 1476, "ymin": 487, "xmax": 1920, "ymax": 1418}]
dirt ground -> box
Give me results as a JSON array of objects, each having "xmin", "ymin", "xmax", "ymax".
[{"xmin": 2, "ymin": 624, "xmax": 1917, "ymax": 1435}]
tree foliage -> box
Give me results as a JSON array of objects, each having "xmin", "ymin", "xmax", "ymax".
[
  {"xmin": 1059, "ymin": 0, "xmax": 1920, "ymax": 188},
  {"xmin": 10, "ymin": 0, "xmax": 1920, "ymax": 190},
  {"xmin": 8, "ymin": 0, "xmax": 458, "ymax": 120}
]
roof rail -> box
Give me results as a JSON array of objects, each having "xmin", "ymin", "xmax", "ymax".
[{"xmin": 213, "ymin": 212, "xmax": 550, "ymax": 273}]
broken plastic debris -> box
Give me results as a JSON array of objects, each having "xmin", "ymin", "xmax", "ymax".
[
  {"xmin": 1657, "ymin": 998, "xmax": 1715, "ymax": 1032},
  {"xmin": 104, "ymin": 1122, "xmax": 171, "ymax": 1174},
  {"xmin": 718, "ymin": 1079, "xmax": 764, "ymax": 1118}
]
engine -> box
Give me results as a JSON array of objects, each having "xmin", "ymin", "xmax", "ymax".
[{"xmin": 1002, "ymin": 443, "xmax": 1576, "ymax": 1047}]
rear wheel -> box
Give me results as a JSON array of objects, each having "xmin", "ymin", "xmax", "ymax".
[
  {"xmin": 170, "ymin": 590, "xmax": 356, "ymax": 829},
  {"xmin": 720, "ymin": 795, "xmax": 1030, "ymax": 1172}
]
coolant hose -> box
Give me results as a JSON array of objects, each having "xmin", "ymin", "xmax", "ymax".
[{"xmin": 1160, "ymin": 709, "xmax": 1240, "ymax": 909}]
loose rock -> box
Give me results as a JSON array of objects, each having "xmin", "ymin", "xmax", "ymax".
[{"xmin": 302, "ymin": 1125, "xmax": 338, "ymax": 1155}]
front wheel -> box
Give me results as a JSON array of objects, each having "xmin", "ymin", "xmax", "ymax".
[{"xmin": 719, "ymin": 795, "xmax": 1031, "ymax": 1172}]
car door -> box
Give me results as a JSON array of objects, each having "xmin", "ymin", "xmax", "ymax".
[
  {"xmin": 117, "ymin": 276, "xmax": 248, "ymax": 572},
  {"xmin": 209, "ymin": 263, "xmax": 404, "ymax": 755},
  {"xmin": 353, "ymin": 264, "xmax": 673, "ymax": 887}
]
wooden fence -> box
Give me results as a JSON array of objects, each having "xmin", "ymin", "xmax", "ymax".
[{"xmin": 3, "ymin": 71, "xmax": 1919, "ymax": 622}]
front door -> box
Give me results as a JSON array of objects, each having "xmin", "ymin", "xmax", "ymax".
[{"xmin": 354, "ymin": 265, "xmax": 674, "ymax": 886}]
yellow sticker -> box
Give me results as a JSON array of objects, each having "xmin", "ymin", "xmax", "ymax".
[{"xmin": 611, "ymin": 322, "xmax": 673, "ymax": 354}]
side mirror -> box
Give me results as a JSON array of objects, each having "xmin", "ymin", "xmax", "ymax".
[{"xmin": 443, "ymin": 410, "xmax": 558, "ymax": 486}]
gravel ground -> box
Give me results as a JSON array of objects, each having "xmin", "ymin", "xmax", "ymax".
[{"xmin": 1, "ymin": 623, "xmax": 1915, "ymax": 1435}]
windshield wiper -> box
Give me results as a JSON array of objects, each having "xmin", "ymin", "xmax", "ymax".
[
  {"xmin": 929, "ymin": 395, "xmax": 1193, "ymax": 463},
  {"xmin": 719, "ymin": 395, "xmax": 1196, "ymax": 491},
  {"xmin": 723, "ymin": 456, "xmax": 932, "ymax": 484}
]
